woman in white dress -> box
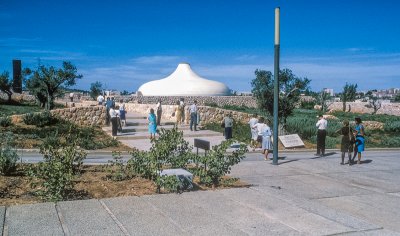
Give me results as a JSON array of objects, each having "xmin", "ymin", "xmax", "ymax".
[{"xmin": 253, "ymin": 117, "xmax": 272, "ymax": 160}]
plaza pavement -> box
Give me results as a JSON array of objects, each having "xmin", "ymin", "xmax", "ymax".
[{"xmin": 2, "ymin": 150, "xmax": 400, "ymax": 235}]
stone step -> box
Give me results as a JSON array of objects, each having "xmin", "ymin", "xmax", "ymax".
[
  {"xmin": 116, "ymin": 129, "xmax": 222, "ymax": 140},
  {"xmin": 102, "ymin": 125, "xmax": 199, "ymax": 133}
]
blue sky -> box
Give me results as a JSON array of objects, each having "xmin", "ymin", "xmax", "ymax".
[{"xmin": 1, "ymin": 0, "xmax": 399, "ymax": 93}]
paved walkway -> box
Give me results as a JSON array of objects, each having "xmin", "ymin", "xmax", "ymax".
[
  {"xmin": 2, "ymin": 150, "xmax": 400, "ymax": 235},
  {"xmin": 102, "ymin": 113, "xmax": 227, "ymax": 151}
]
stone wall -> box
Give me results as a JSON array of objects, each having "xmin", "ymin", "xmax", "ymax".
[
  {"xmin": 10, "ymin": 106, "xmax": 106, "ymax": 126},
  {"xmin": 124, "ymin": 103, "xmax": 254, "ymax": 125},
  {"xmin": 328, "ymin": 102, "xmax": 400, "ymax": 116},
  {"xmin": 82, "ymin": 95, "xmax": 257, "ymax": 108},
  {"xmin": 51, "ymin": 106, "xmax": 106, "ymax": 126}
]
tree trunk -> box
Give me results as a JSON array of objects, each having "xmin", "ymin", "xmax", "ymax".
[
  {"xmin": 7, "ymin": 92, "xmax": 12, "ymax": 102},
  {"xmin": 342, "ymin": 102, "xmax": 346, "ymax": 112}
]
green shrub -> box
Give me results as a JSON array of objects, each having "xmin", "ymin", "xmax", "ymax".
[
  {"xmin": 204, "ymin": 121, "xmax": 252, "ymax": 144},
  {"xmin": 23, "ymin": 111, "xmax": 57, "ymax": 127},
  {"xmin": 204, "ymin": 102, "xmax": 218, "ymax": 107},
  {"xmin": 0, "ymin": 116, "xmax": 12, "ymax": 127},
  {"xmin": 105, "ymin": 151, "xmax": 131, "ymax": 181},
  {"xmin": 380, "ymin": 136, "xmax": 400, "ymax": 147},
  {"xmin": 0, "ymin": 132, "xmax": 19, "ymax": 175},
  {"xmin": 384, "ymin": 121, "xmax": 400, "ymax": 132},
  {"xmin": 310, "ymin": 135, "xmax": 339, "ymax": 149},
  {"xmin": 128, "ymin": 126, "xmax": 194, "ymax": 192},
  {"xmin": 192, "ymin": 140, "xmax": 248, "ymax": 188},
  {"xmin": 27, "ymin": 137, "xmax": 87, "ymax": 201}
]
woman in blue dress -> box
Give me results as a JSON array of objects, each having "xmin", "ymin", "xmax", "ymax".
[
  {"xmin": 354, "ymin": 117, "xmax": 365, "ymax": 164},
  {"xmin": 148, "ymin": 108, "xmax": 157, "ymax": 139}
]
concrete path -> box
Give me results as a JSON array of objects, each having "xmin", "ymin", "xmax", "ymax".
[
  {"xmin": 2, "ymin": 150, "xmax": 400, "ymax": 235},
  {"xmin": 102, "ymin": 113, "xmax": 226, "ymax": 151}
]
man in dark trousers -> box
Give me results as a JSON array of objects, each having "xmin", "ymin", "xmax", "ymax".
[{"xmin": 315, "ymin": 115, "xmax": 327, "ymax": 156}]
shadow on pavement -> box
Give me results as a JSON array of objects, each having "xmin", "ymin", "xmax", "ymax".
[
  {"xmin": 276, "ymin": 159, "xmax": 300, "ymax": 165},
  {"xmin": 310, "ymin": 152, "xmax": 337, "ymax": 159}
]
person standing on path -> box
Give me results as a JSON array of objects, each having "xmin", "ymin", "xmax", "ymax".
[
  {"xmin": 223, "ymin": 112, "xmax": 234, "ymax": 140},
  {"xmin": 148, "ymin": 108, "xmax": 157, "ymax": 139},
  {"xmin": 336, "ymin": 120, "xmax": 354, "ymax": 165},
  {"xmin": 316, "ymin": 114, "xmax": 328, "ymax": 157},
  {"xmin": 354, "ymin": 117, "xmax": 365, "ymax": 164},
  {"xmin": 69, "ymin": 92, "xmax": 74, "ymax": 102},
  {"xmin": 253, "ymin": 117, "xmax": 272, "ymax": 160},
  {"xmin": 189, "ymin": 100, "xmax": 198, "ymax": 131},
  {"xmin": 119, "ymin": 99, "xmax": 127, "ymax": 127},
  {"xmin": 105, "ymin": 97, "xmax": 113, "ymax": 126},
  {"xmin": 248, "ymin": 113, "xmax": 259, "ymax": 150},
  {"xmin": 180, "ymin": 98, "xmax": 185, "ymax": 124},
  {"xmin": 175, "ymin": 100, "xmax": 182, "ymax": 125},
  {"xmin": 156, "ymin": 99, "xmax": 162, "ymax": 126},
  {"xmin": 109, "ymin": 105, "xmax": 120, "ymax": 138},
  {"xmin": 97, "ymin": 94, "xmax": 104, "ymax": 105}
]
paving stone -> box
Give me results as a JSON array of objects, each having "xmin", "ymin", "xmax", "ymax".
[
  {"xmin": 218, "ymin": 188, "xmax": 354, "ymax": 235},
  {"xmin": 57, "ymin": 199, "xmax": 123, "ymax": 236},
  {"xmin": 317, "ymin": 193, "xmax": 400, "ymax": 232},
  {"xmin": 142, "ymin": 194, "xmax": 248, "ymax": 235},
  {"xmin": 5, "ymin": 203, "xmax": 64, "ymax": 236},
  {"xmin": 340, "ymin": 229, "xmax": 400, "ymax": 235},
  {"xmin": 0, "ymin": 206, "xmax": 5, "ymax": 235},
  {"xmin": 101, "ymin": 196, "xmax": 185, "ymax": 236},
  {"xmin": 181, "ymin": 190, "xmax": 302, "ymax": 235}
]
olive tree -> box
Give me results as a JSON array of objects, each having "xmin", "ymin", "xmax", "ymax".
[
  {"xmin": 24, "ymin": 61, "xmax": 82, "ymax": 110},
  {"xmin": 340, "ymin": 83, "xmax": 358, "ymax": 112},
  {"xmin": 89, "ymin": 81, "xmax": 103, "ymax": 100},
  {"xmin": 251, "ymin": 68, "xmax": 311, "ymax": 128},
  {"xmin": 0, "ymin": 71, "xmax": 13, "ymax": 102}
]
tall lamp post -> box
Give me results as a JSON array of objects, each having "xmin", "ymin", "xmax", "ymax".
[{"xmin": 272, "ymin": 7, "xmax": 280, "ymax": 165}]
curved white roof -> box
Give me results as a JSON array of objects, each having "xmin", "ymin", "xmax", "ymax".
[{"xmin": 137, "ymin": 63, "xmax": 231, "ymax": 96}]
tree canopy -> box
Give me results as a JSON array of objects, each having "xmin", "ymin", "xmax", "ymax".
[
  {"xmin": 24, "ymin": 61, "xmax": 82, "ymax": 110},
  {"xmin": 89, "ymin": 81, "xmax": 103, "ymax": 100},
  {"xmin": 251, "ymin": 68, "xmax": 311, "ymax": 125},
  {"xmin": 340, "ymin": 83, "xmax": 358, "ymax": 112},
  {"xmin": 0, "ymin": 71, "xmax": 13, "ymax": 102}
]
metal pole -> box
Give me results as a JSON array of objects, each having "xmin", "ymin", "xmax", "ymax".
[{"xmin": 272, "ymin": 7, "xmax": 280, "ymax": 165}]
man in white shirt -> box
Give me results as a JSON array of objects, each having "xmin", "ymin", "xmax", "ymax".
[
  {"xmin": 316, "ymin": 115, "xmax": 328, "ymax": 156},
  {"xmin": 69, "ymin": 92, "xmax": 74, "ymax": 102},
  {"xmin": 97, "ymin": 94, "xmax": 104, "ymax": 105},
  {"xmin": 189, "ymin": 100, "xmax": 198, "ymax": 131},
  {"xmin": 248, "ymin": 114, "xmax": 259, "ymax": 149}
]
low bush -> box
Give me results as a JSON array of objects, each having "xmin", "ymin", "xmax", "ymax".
[
  {"xmin": 23, "ymin": 111, "xmax": 57, "ymax": 127},
  {"xmin": 380, "ymin": 136, "xmax": 400, "ymax": 147},
  {"xmin": 105, "ymin": 151, "xmax": 131, "ymax": 181},
  {"xmin": 0, "ymin": 132, "xmax": 19, "ymax": 175},
  {"xmin": 192, "ymin": 140, "xmax": 248, "ymax": 188},
  {"xmin": 0, "ymin": 116, "xmax": 12, "ymax": 127},
  {"xmin": 27, "ymin": 135, "xmax": 87, "ymax": 201},
  {"xmin": 384, "ymin": 121, "xmax": 400, "ymax": 133}
]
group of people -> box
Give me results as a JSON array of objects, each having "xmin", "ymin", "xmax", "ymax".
[
  {"xmin": 316, "ymin": 115, "xmax": 365, "ymax": 165},
  {"xmin": 248, "ymin": 114, "xmax": 273, "ymax": 160},
  {"xmin": 147, "ymin": 99, "xmax": 200, "ymax": 139},
  {"xmin": 97, "ymin": 94, "xmax": 127, "ymax": 138}
]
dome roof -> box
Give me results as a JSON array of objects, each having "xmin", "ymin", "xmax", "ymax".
[{"xmin": 137, "ymin": 63, "xmax": 231, "ymax": 96}]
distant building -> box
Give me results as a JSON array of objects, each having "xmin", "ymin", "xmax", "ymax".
[{"xmin": 323, "ymin": 88, "xmax": 334, "ymax": 96}]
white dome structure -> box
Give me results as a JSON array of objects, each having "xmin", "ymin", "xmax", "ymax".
[{"xmin": 137, "ymin": 63, "xmax": 231, "ymax": 96}]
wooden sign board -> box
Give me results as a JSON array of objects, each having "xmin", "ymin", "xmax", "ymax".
[{"xmin": 278, "ymin": 134, "xmax": 305, "ymax": 148}]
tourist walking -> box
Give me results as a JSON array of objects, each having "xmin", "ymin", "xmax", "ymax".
[
  {"xmin": 253, "ymin": 117, "xmax": 272, "ymax": 160},
  {"xmin": 156, "ymin": 99, "xmax": 162, "ymax": 126},
  {"xmin": 148, "ymin": 108, "xmax": 157, "ymax": 139},
  {"xmin": 175, "ymin": 101, "xmax": 182, "ymax": 125},
  {"xmin": 315, "ymin": 115, "xmax": 328, "ymax": 157},
  {"xmin": 336, "ymin": 120, "xmax": 354, "ymax": 165},
  {"xmin": 69, "ymin": 92, "xmax": 74, "ymax": 102},
  {"xmin": 105, "ymin": 97, "xmax": 113, "ymax": 126},
  {"xmin": 119, "ymin": 99, "xmax": 127, "ymax": 126},
  {"xmin": 179, "ymin": 98, "xmax": 185, "ymax": 124},
  {"xmin": 97, "ymin": 94, "xmax": 104, "ymax": 105},
  {"xmin": 248, "ymin": 114, "xmax": 258, "ymax": 150},
  {"xmin": 189, "ymin": 100, "xmax": 198, "ymax": 131},
  {"xmin": 353, "ymin": 117, "xmax": 365, "ymax": 164},
  {"xmin": 223, "ymin": 112, "xmax": 234, "ymax": 140},
  {"xmin": 109, "ymin": 105, "xmax": 120, "ymax": 138}
]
